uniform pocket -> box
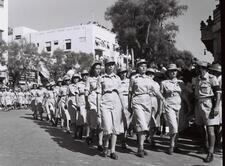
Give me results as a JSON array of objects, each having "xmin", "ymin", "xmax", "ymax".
[
  {"xmin": 200, "ymin": 84, "xmax": 210, "ymax": 95},
  {"xmin": 202, "ymin": 99, "xmax": 212, "ymax": 109}
]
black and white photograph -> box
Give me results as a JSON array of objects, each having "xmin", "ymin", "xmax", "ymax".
[{"xmin": 0, "ymin": 0, "xmax": 222, "ymax": 165}]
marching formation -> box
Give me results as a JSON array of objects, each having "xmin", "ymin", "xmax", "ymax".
[{"xmin": 5, "ymin": 58, "xmax": 221, "ymax": 163}]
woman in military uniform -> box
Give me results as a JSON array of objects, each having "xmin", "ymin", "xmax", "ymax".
[
  {"xmin": 59, "ymin": 75, "xmax": 71, "ymax": 132},
  {"xmin": 129, "ymin": 59, "xmax": 165, "ymax": 158},
  {"xmin": 97, "ymin": 58, "xmax": 124, "ymax": 160},
  {"xmin": 145, "ymin": 68, "xmax": 161, "ymax": 147},
  {"xmin": 161, "ymin": 64, "xmax": 190, "ymax": 155},
  {"xmin": 67, "ymin": 74, "xmax": 80, "ymax": 138},
  {"xmin": 117, "ymin": 67, "xmax": 131, "ymax": 149},
  {"xmin": 85, "ymin": 61, "xmax": 103, "ymax": 151},
  {"xmin": 75, "ymin": 70, "xmax": 89, "ymax": 139}
]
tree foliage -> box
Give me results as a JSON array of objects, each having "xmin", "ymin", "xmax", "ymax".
[{"xmin": 105, "ymin": 0, "xmax": 188, "ymax": 63}]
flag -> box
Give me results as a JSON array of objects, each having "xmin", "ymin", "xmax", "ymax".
[{"xmin": 38, "ymin": 61, "xmax": 50, "ymax": 79}]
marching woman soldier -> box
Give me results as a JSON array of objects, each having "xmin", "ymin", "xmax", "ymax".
[
  {"xmin": 145, "ymin": 68, "xmax": 161, "ymax": 147},
  {"xmin": 67, "ymin": 74, "xmax": 80, "ymax": 138},
  {"xmin": 85, "ymin": 61, "xmax": 103, "ymax": 151},
  {"xmin": 161, "ymin": 64, "xmax": 190, "ymax": 155},
  {"xmin": 44, "ymin": 83, "xmax": 56, "ymax": 125},
  {"xmin": 30, "ymin": 83, "xmax": 38, "ymax": 119},
  {"xmin": 129, "ymin": 59, "xmax": 166, "ymax": 158},
  {"xmin": 17, "ymin": 88, "xmax": 24, "ymax": 109},
  {"xmin": 54, "ymin": 78, "xmax": 63, "ymax": 127},
  {"xmin": 76, "ymin": 70, "xmax": 89, "ymax": 139},
  {"xmin": 208, "ymin": 63, "xmax": 222, "ymax": 153},
  {"xmin": 59, "ymin": 75, "xmax": 71, "ymax": 132},
  {"xmin": 36, "ymin": 84, "xmax": 45, "ymax": 121},
  {"xmin": 194, "ymin": 61, "xmax": 221, "ymax": 163},
  {"xmin": 117, "ymin": 67, "xmax": 131, "ymax": 149},
  {"xmin": 97, "ymin": 57, "xmax": 124, "ymax": 160}
]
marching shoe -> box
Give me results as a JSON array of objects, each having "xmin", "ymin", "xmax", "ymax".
[
  {"xmin": 110, "ymin": 153, "xmax": 118, "ymax": 160},
  {"xmin": 167, "ymin": 146, "xmax": 174, "ymax": 155},
  {"xmin": 204, "ymin": 153, "xmax": 214, "ymax": 163},
  {"xmin": 136, "ymin": 149, "xmax": 144, "ymax": 158},
  {"xmin": 97, "ymin": 145, "xmax": 104, "ymax": 152}
]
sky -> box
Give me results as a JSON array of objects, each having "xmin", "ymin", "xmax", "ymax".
[{"xmin": 8, "ymin": 0, "xmax": 218, "ymax": 63}]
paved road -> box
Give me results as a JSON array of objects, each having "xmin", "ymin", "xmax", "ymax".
[{"xmin": 0, "ymin": 109, "xmax": 222, "ymax": 166}]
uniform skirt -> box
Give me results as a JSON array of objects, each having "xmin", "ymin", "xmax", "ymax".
[
  {"xmin": 100, "ymin": 92, "xmax": 124, "ymax": 135},
  {"xmin": 132, "ymin": 94, "xmax": 152, "ymax": 133}
]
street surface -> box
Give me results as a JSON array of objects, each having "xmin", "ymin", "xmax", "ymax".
[{"xmin": 0, "ymin": 109, "xmax": 222, "ymax": 166}]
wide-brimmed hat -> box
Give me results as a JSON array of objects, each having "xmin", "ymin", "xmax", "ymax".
[
  {"xmin": 146, "ymin": 68, "xmax": 156, "ymax": 74},
  {"xmin": 72, "ymin": 74, "xmax": 81, "ymax": 80},
  {"xmin": 136, "ymin": 59, "xmax": 147, "ymax": 67},
  {"xmin": 105, "ymin": 57, "xmax": 115, "ymax": 65},
  {"xmin": 57, "ymin": 78, "xmax": 63, "ymax": 82},
  {"xmin": 81, "ymin": 69, "xmax": 89, "ymax": 75},
  {"xmin": 117, "ymin": 67, "xmax": 128, "ymax": 74},
  {"xmin": 92, "ymin": 61, "xmax": 102, "ymax": 67},
  {"xmin": 209, "ymin": 63, "xmax": 221, "ymax": 73},
  {"xmin": 196, "ymin": 61, "xmax": 208, "ymax": 68},
  {"xmin": 63, "ymin": 75, "xmax": 71, "ymax": 81},
  {"xmin": 167, "ymin": 64, "xmax": 180, "ymax": 71}
]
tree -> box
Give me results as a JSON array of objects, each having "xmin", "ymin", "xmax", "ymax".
[
  {"xmin": 105, "ymin": 0, "xmax": 187, "ymax": 63},
  {"xmin": 0, "ymin": 40, "xmax": 8, "ymax": 59},
  {"xmin": 50, "ymin": 49, "xmax": 94, "ymax": 81},
  {"xmin": 7, "ymin": 39, "xmax": 51, "ymax": 86}
]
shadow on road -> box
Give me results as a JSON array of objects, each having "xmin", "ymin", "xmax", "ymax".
[
  {"xmin": 20, "ymin": 113, "xmax": 207, "ymax": 161},
  {"xmin": 20, "ymin": 114, "xmax": 101, "ymax": 157}
]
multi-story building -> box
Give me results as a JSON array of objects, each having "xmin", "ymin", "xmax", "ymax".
[
  {"xmin": 0, "ymin": 0, "xmax": 8, "ymax": 84},
  {"xmin": 200, "ymin": 2, "xmax": 221, "ymax": 63},
  {"xmin": 0, "ymin": 0, "xmax": 8, "ymax": 42},
  {"xmin": 9, "ymin": 22, "xmax": 130, "ymax": 66}
]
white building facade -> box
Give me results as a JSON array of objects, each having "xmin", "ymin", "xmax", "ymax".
[
  {"xmin": 0, "ymin": 0, "xmax": 8, "ymax": 42},
  {"xmin": 9, "ymin": 23, "xmax": 130, "ymax": 66}
]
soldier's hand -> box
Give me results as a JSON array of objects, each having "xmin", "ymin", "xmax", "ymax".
[{"xmin": 213, "ymin": 107, "xmax": 219, "ymax": 117}]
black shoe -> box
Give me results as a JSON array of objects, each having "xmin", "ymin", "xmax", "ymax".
[
  {"xmin": 204, "ymin": 153, "xmax": 214, "ymax": 163},
  {"xmin": 167, "ymin": 147, "xmax": 174, "ymax": 155},
  {"xmin": 136, "ymin": 149, "xmax": 144, "ymax": 158},
  {"xmin": 102, "ymin": 148, "xmax": 108, "ymax": 157},
  {"xmin": 86, "ymin": 137, "xmax": 93, "ymax": 145},
  {"xmin": 97, "ymin": 145, "xmax": 104, "ymax": 152},
  {"xmin": 110, "ymin": 153, "xmax": 118, "ymax": 160},
  {"xmin": 121, "ymin": 142, "xmax": 128, "ymax": 150}
]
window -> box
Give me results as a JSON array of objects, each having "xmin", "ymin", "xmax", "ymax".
[
  {"xmin": 65, "ymin": 39, "xmax": 71, "ymax": 50},
  {"xmin": 79, "ymin": 37, "xmax": 86, "ymax": 43},
  {"xmin": 0, "ymin": 0, "xmax": 4, "ymax": 7},
  {"xmin": 54, "ymin": 40, "xmax": 58, "ymax": 45},
  {"xmin": 46, "ymin": 42, "xmax": 51, "ymax": 52},
  {"xmin": 15, "ymin": 35, "xmax": 21, "ymax": 40}
]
